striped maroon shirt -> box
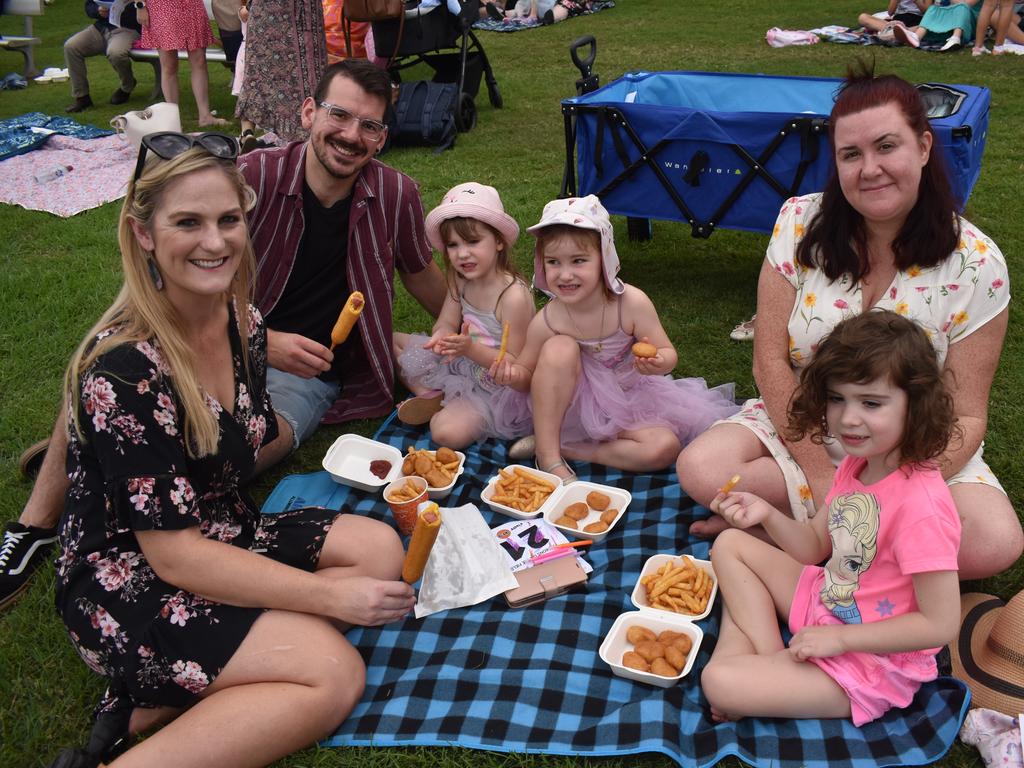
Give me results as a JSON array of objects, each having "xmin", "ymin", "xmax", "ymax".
[{"xmin": 240, "ymin": 141, "xmax": 433, "ymax": 423}]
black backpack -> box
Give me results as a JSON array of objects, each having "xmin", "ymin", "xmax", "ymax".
[{"xmin": 389, "ymin": 80, "xmax": 458, "ymax": 152}]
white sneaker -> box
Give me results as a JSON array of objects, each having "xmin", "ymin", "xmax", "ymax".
[{"xmin": 893, "ymin": 22, "xmax": 921, "ymax": 48}]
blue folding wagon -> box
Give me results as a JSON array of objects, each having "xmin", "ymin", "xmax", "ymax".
[{"xmin": 560, "ymin": 56, "xmax": 990, "ymax": 240}]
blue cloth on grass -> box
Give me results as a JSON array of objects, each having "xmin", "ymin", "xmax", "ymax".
[
  {"xmin": 0, "ymin": 112, "xmax": 113, "ymax": 161},
  {"xmin": 262, "ymin": 414, "xmax": 970, "ymax": 768}
]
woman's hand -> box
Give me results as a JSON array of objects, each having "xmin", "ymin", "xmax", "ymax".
[
  {"xmin": 328, "ymin": 575, "xmax": 415, "ymax": 626},
  {"xmin": 238, "ymin": 4, "xmax": 249, "ymax": 21},
  {"xmin": 712, "ymin": 490, "xmax": 777, "ymax": 529},
  {"xmin": 789, "ymin": 625, "xmax": 846, "ymax": 660}
]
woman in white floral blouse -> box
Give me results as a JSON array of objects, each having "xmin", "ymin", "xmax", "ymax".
[
  {"xmin": 677, "ymin": 65, "xmax": 1021, "ymax": 581},
  {"xmin": 51, "ymin": 137, "xmax": 415, "ymax": 767}
]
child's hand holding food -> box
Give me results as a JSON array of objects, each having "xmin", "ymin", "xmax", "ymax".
[{"xmin": 712, "ymin": 490, "xmax": 775, "ymax": 529}]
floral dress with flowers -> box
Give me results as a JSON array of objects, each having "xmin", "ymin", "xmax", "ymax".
[
  {"xmin": 56, "ymin": 303, "xmax": 338, "ymax": 710},
  {"xmin": 725, "ymin": 193, "xmax": 1010, "ymax": 522}
]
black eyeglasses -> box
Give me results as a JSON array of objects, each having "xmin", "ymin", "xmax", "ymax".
[
  {"xmin": 317, "ymin": 101, "xmax": 388, "ymax": 140},
  {"xmin": 133, "ymin": 132, "xmax": 239, "ymax": 182}
]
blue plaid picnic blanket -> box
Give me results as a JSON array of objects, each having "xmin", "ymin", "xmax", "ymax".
[{"xmin": 261, "ymin": 414, "xmax": 970, "ymax": 767}]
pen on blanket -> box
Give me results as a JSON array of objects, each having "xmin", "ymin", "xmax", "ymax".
[
  {"xmin": 554, "ymin": 540, "xmax": 593, "ymax": 549},
  {"xmin": 531, "ymin": 548, "xmax": 582, "ymax": 565}
]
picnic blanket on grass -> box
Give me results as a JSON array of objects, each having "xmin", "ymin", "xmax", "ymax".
[
  {"xmin": 261, "ymin": 414, "xmax": 970, "ymax": 768},
  {"xmin": 473, "ymin": 0, "xmax": 614, "ymax": 32}
]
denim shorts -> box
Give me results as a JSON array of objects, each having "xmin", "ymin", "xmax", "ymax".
[{"xmin": 266, "ymin": 368, "xmax": 340, "ymax": 449}]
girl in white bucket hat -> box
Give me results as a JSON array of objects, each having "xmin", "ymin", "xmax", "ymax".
[
  {"xmin": 492, "ymin": 195, "xmax": 740, "ymax": 483},
  {"xmin": 394, "ymin": 182, "xmax": 535, "ymax": 447}
]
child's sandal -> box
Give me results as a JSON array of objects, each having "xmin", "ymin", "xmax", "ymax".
[{"xmin": 538, "ymin": 458, "xmax": 577, "ymax": 485}]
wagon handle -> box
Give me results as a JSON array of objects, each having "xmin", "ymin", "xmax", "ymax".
[{"xmin": 570, "ymin": 36, "xmax": 599, "ymax": 95}]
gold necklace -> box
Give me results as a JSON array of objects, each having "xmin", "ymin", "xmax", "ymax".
[{"xmin": 564, "ymin": 299, "xmax": 608, "ymax": 353}]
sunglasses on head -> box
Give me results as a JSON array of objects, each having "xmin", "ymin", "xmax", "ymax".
[{"xmin": 133, "ymin": 132, "xmax": 239, "ymax": 182}]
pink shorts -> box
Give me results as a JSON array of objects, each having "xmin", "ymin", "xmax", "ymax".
[{"xmin": 788, "ymin": 567, "xmax": 938, "ymax": 726}]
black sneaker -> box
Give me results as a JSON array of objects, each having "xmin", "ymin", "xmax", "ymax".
[{"xmin": 0, "ymin": 522, "xmax": 58, "ymax": 611}]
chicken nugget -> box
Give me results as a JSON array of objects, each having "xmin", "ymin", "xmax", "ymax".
[
  {"xmin": 435, "ymin": 447, "xmax": 458, "ymax": 464},
  {"xmin": 402, "ymin": 455, "xmax": 417, "ymax": 475},
  {"xmin": 586, "ymin": 491, "xmax": 610, "ymax": 511},
  {"xmin": 650, "ymin": 657, "xmax": 679, "ymax": 678},
  {"xmin": 664, "ymin": 644, "xmax": 687, "ymax": 672},
  {"xmin": 626, "ymin": 626, "xmax": 657, "ymax": 644},
  {"xmin": 600, "ymin": 508, "xmax": 618, "ymax": 525},
  {"xmin": 554, "ymin": 515, "xmax": 578, "ymax": 529},
  {"xmin": 413, "ymin": 454, "xmax": 434, "ymax": 475},
  {"xmin": 425, "ymin": 468, "xmax": 449, "ymax": 488},
  {"xmin": 634, "ymin": 640, "xmax": 666, "ymax": 663},
  {"xmin": 563, "ymin": 502, "xmax": 589, "ymax": 520},
  {"xmin": 584, "ymin": 521, "xmax": 609, "ymax": 534},
  {"xmin": 622, "ymin": 651, "xmax": 649, "ymax": 672},
  {"xmin": 670, "ymin": 635, "xmax": 692, "ymax": 655}
]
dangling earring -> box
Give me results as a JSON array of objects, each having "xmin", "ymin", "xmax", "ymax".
[{"xmin": 147, "ymin": 257, "xmax": 164, "ymax": 291}]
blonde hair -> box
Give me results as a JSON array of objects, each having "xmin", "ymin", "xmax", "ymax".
[{"xmin": 65, "ymin": 149, "xmax": 258, "ymax": 458}]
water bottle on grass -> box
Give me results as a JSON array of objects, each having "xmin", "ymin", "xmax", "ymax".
[{"xmin": 33, "ymin": 165, "xmax": 73, "ymax": 183}]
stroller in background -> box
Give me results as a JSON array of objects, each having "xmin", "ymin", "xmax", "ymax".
[{"xmin": 356, "ymin": 0, "xmax": 503, "ymax": 133}]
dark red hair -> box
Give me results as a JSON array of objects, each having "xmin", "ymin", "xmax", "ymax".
[{"xmin": 796, "ymin": 61, "xmax": 960, "ymax": 282}]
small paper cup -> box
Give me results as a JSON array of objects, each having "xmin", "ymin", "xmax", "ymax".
[{"xmin": 383, "ymin": 476, "xmax": 428, "ymax": 536}]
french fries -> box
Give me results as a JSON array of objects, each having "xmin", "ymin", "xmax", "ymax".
[
  {"xmin": 495, "ymin": 321, "xmax": 510, "ymax": 364},
  {"xmin": 488, "ymin": 466, "xmax": 556, "ymax": 513},
  {"xmin": 402, "ymin": 446, "xmax": 461, "ymax": 489},
  {"xmin": 719, "ymin": 474, "xmax": 741, "ymax": 494},
  {"xmin": 640, "ymin": 556, "xmax": 715, "ymax": 616},
  {"xmin": 386, "ymin": 478, "xmax": 424, "ymax": 502}
]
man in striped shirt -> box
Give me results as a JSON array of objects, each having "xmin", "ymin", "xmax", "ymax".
[{"xmin": 240, "ymin": 59, "xmax": 447, "ymax": 470}]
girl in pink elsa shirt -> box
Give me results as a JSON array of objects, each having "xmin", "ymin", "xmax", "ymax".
[{"xmin": 703, "ymin": 310, "xmax": 962, "ymax": 726}]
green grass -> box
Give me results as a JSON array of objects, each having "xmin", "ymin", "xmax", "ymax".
[{"xmin": 1, "ymin": 1, "xmax": 1022, "ymax": 765}]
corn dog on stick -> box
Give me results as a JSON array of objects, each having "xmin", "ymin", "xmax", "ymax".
[
  {"xmin": 330, "ymin": 291, "xmax": 364, "ymax": 350},
  {"xmin": 402, "ymin": 502, "xmax": 442, "ymax": 584},
  {"xmin": 495, "ymin": 321, "xmax": 510, "ymax": 364},
  {"xmin": 719, "ymin": 474, "xmax": 741, "ymax": 494}
]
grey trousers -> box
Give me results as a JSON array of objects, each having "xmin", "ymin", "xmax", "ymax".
[{"xmin": 64, "ymin": 25, "xmax": 140, "ymax": 99}]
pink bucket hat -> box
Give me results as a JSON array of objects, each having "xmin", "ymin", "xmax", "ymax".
[
  {"xmin": 423, "ymin": 182, "xmax": 520, "ymax": 253},
  {"xmin": 527, "ymin": 195, "xmax": 624, "ymax": 297}
]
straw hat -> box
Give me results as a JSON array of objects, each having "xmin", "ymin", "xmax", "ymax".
[
  {"xmin": 949, "ymin": 591, "xmax": 1024, "ymax": 716},
  {"xmin": 423, "ymin": 182, "xmax": 519, "ymax": 253}
]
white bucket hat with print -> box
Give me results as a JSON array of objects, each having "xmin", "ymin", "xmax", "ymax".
[{"xmin": 527, "ymin": 195, "xmax": 624, "ymax": 297}]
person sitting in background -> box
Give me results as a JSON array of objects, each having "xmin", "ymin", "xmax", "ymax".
[
  {"xmin": 63, "ymin": 0, "xmax": 143, "ymax": 113},
  {"xmin": 858, "ymin": 0, "xmax": 930, "ymax": 39}
]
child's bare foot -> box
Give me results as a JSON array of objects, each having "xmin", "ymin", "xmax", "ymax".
[{"xmin": 689, "ymin": 514, "xmax": 731, "ymax": 538}]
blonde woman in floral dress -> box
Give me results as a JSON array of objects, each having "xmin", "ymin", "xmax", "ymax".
[{"xmin": 676, "ymin": 65, "xmax": 1020, "ymax": 581}]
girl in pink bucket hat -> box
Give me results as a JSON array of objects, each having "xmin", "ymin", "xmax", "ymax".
[
  {"xmin": 394, "ymin": 182, "xmax": 535, "ymax": 447},
  {"xmin": 491, "ymin": 195, "xmax": 740, "ymax": 482}
]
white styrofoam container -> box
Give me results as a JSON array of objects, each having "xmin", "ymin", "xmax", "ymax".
[
  {"xmin": 598, "ymin": 610, "xmax": 703, "ymax": 688},
  {"xmin": 630, "ymin": 554, "xmax": 718, "ymax": 621},
  {"xmin": 480, "ymin": 464, "xmax": 563, "ymax": 519},
  {"xmin": 322, "ymin": 434, "xmax": 403, "ymax": 492},
  {"xmin": 543, "ymin": 481, "xmax": 632, "ymax": 542},
  {"xmin": 399, "ymin": 449, "xmax": 467, "ymax": 500}
]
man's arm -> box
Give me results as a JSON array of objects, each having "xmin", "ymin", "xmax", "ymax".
[{"xmin": 399, "ymin": 261, "xmax": 446, "ymax": 319}]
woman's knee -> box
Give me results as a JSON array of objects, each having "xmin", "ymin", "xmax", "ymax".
[
  {"xmin": 326, "ymin": 514, "xmax": 405, "ymax": 579},
  {"xmin": 956, "ymin": 491, "xmax": 1023, "ymax": 578}
]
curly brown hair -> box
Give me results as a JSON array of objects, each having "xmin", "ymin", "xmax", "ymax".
[{"xmin": 787, "ymin": 310, "xmax": 960, "ymax": 468}]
